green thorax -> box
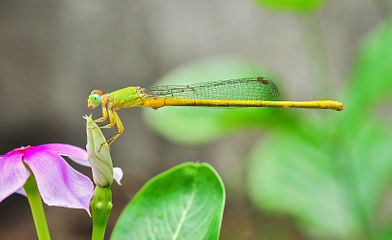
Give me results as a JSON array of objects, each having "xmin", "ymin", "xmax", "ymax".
[{"xmin": 109, "ymin": 87, "xmax": 144, "ymax": 108}]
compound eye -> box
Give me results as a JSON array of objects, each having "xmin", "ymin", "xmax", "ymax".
[{"xmin": 88, "ymin": 93, "xmax": 102, "ymax": 106}]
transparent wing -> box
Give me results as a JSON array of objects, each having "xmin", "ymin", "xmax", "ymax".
[{"xmin": 144, "ymin": 77, "xmax": 279, "ymax": 101}]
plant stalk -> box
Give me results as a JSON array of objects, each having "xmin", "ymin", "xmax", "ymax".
[{"xmin": 24, "ymin": 172, "xmax": 51, "ymax": 240}]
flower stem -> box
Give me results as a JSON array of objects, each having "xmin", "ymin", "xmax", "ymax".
[
  {"xmin": 91, "ymin": 186, "xmax": 112, "ymax": 240},
  {"xmin": 24, "ymin": 173, "xmax": 51, "ymax": 240}
]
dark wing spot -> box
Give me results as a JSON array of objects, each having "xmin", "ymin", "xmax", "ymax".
[{"xmin": 257, "ymin": 77, "xmax": 270, "ymax": 85}]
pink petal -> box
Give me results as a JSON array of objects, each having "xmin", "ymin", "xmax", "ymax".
[
  {"xmin": 15, "ymin": 187, "xmax": 27, "ymax": 197},
  {"xmin": 0, "ymin": 153, "xmax": 30, "ymax": 202},
  {"xmin": 35, "ymin": 144, "xmax": 90, "ymax": 167},
  {"xmin": 23, "ymin": 149, "xmax": 94, "ymax": 211},
  {"xmin": 0, "ymin": 147, "xmax": 26, "ymax": 159}
]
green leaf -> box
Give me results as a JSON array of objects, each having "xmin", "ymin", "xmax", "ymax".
[
  {"xmin": 246, "ymin": 119, "xmax": 392, "ymax": 239},
  {"xmin": 143, "ymin": 56, "xmax": 297, "ymax": 145},
  {"xmin": 253, "ymin": 0, "xmax": 325, "ymax": 12},
  {"xmin": 377, "ymin": 225, "xmax": 392, "ymax": 240},
  {"xmin": 111, "ymin": 162, "xmax": 225, "ymax": 240},
  {"xmin": 345, "ymin": 18, "xmax": 392, "ymax": 115}
]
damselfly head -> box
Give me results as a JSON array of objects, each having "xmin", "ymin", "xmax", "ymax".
[{"xmin": 88, "ymin": 90, "xmax": 103, "ymax": 109}]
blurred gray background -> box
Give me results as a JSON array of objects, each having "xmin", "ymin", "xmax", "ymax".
[{"xmin": 0, "ymin": 0, "xmax": 386, "ymax": 239}]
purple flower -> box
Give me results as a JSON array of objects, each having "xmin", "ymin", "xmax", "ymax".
[{"xmin": 0, "ymin": 144, "xmax": 94, "ymax": 212}]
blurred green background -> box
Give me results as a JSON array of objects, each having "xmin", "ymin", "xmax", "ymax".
[{"xmin": 1, "ymin": 0, "xmax": 392, "ymax": 239}]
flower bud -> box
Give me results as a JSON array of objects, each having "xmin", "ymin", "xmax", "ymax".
[{"xmin": 84, "ymin": 115, "xmax": 113, "ymax": 187}]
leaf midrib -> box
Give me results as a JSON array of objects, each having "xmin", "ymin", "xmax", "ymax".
[{"xmin": 172, "ymin": 183, "xmax": 197, "ymax": 240}]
